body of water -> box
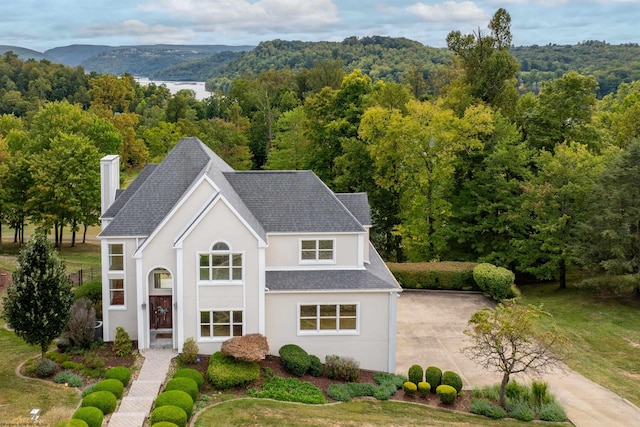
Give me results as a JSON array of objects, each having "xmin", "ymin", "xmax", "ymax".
[{"xmin": 135, "ymin": 77, "xmax": 211, "ymax": 100}]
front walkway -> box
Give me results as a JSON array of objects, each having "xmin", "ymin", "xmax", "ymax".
[
  {"xmin": 108, "ymin": 349, "xmax": 176, "ymax": 427},
  {"xmin": 396, "ymin": 290, "xmax": 640, "ymax": 427}
]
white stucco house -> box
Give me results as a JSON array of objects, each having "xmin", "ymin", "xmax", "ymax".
[{"xmin": 98, "ymin": 137, "xmax": 401, "ymax": 372}]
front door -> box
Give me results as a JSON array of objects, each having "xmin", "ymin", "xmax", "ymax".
[{"xmin": 150, "ymin": 295, "xmax": 172, "ymax": 329}]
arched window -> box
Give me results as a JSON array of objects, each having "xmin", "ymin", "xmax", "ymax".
[{"xmin": 199, "ymin": 241, "xmax": 243, "ymax": 282}]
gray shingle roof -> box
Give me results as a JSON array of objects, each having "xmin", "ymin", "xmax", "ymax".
[
  {"xmin": 102, "ymin": 164, "xmax": 157, "ymax": 219},
  {"xmin": 335, "ymin": 193, "xmax": 371, "ymax": 227},
  {"xmin": 266, "ymin": 243, "xmax": 400, "ymax": 291},
  {"xmin": 224, "ymin": 171, "xmax": 365, "ymax": 233}
]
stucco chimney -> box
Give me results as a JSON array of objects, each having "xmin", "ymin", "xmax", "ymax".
[{"xmin": 100, "ymin": 155, "xmax": 120, "ymax": 215}]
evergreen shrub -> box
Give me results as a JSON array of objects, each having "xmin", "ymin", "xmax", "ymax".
[
  {"xmin": 81, "ymin": 391, "xmax": 117, "ymax": 415},
  {"xmin": 62, "ymin": 361, "xmax": 84, "ymax": 371},
  {"xmin": 165, "ymin": 377, "xmax": 199, "ymax": 401},
  {"xmin": 425, "ymin": 366, "xmax": 442, "ymax": 392},
  {"xmin": 472, "ymin": 263, "xmax": 518, "ymax": 301},
  {"xmin": 278, "ymin": 344, "xmax": 310, "ymax": 376},
  {"xmin": 47, "ymin": 350, "xmax": 71, "ymax": 363},
  {"xmin": 36, "ymin": 358, "xmax": 57, "ymax": 378},
  {"xmin": 155, "ymin": 390, "xmax": 194, "ymax": 418},
  {"xmin": 180, "ymin": 337, "xmax": 199, "ymax": 364},
  {"xmin": 54, "ymin": 370, "xmax": 83, "ymax": 387},
  {"xmin": 81, "ymin": 384, "xmax": 96, "ymax": 398},
  {"xmin": 150, "ymin": 405, "xmax": 187, "ymax": 427},
  {"xmin": 418, "ymin": 381, "xmax": 431, "ymax": 397},
  {"xmin": 207, "ymin": 351, "xmax": 260, "ymax": 389},
  {"xmin": 436, "ymin": 384, "xmax": 457, "ymax": 404},
  {"xmin": 408, "ymin": 364, "xmax": 423, "ymax": 385},
  {"xmin": 113, "ymin": 326, "xmax": 132, "ymax": 357},
  {"xmin": 72, "ymin": 406, "xmax": 104, "ymax": 427},
  {"xmin": 387, "ymin": 261, "xmax": 478, "ymax": 290},
  {"xmin": 308, "ymin": 354, "xmax": 323, "ymax": 377},
  {"xmin": 441, "ymin": 370, "xmax": 462, "ymax": 393},
  {"xmin": 64, "ymin": 419, "xmax": 89, "ymax": 427},
  {"xmin": 173, "ymin": 368, "xmax": 204, "ymax": 390},
  {"xmin": 151, "ymin": 422, "xmax": 180, "ymax": 427},
  {"xmin": 403, "ymin": 381, "xmax": 417, "ymax": 395},
  {"xmin": 94, "ymin": 379, "xmax": 124, "ymax": 399},
  {"xmin": 105, "ymin": 366, "xmax": 132, "ymax": 387}
]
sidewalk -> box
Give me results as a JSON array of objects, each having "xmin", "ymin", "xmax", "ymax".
[{"xmin": 108, "ymin": 349, "xmax": 176, "ymax": 427}]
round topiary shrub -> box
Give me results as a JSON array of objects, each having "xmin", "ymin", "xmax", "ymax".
[
  {"xmin": 436, "ymin": 384, "xmax": 457, "ymax": 404},
  {"xmin": 150, "ymin": 405, "xmax": 187, "ymax": 427},
  {"xmin": 441, "ymin": 370, "xmax": 463, "ymax": 394},
  {"xmin": 151, "ymin": 422, "xmax": 180, "ymax": 427},
  {"xmin": 93, "ymin": 378, "xmax": 124, "ymax": 399},
  {"xmin": 72, "ymin": 406, "xmax": 104, "ymax": 427},
  {"xmin": 308, "ymin": 354, "xmax": 323, "ymax": 377},
  {"xmin": 81, "ymin": 390, "xmax": 118, "ymax": 415},
  {"xmin": 173, "ymin": 368, "xmax": 204, "ymax": 390},
  {"xmin": 105, "ymin": 366, "xmax": 132, "ymax": 387},
  {"xmin": 36, "ymin": 358, "xmax": 57, "ymax": 378},
  {"xmin": 402, "ymin": 381, "xmax": 417, "ymax": 396},
  {"xmin": 65, "ymin": 419, "xmax": 89, "ymax": 427},
  {"xmin": 408, "ymin": 364, "xmax": 423, "ymax": 385},
  {"xmin": 425, "ymin": 366, "xmax": 442, "ymax": 393},
  {"xmin": 155, "ymin": 390, "xmax": 194, "ymax": 418},
  {"xmin": 418, "ymin": 381, "xmax": 431, "ymax": 397},
  {"xmin": 278, "ymin": 344, "xmax": 311, "ymax": 376},
  {"xmin": 165, "ymin": 377, "xmax": 199, "ymax": 401}
]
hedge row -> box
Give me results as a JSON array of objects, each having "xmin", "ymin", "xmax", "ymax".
[{"xmin": 387, "ymin": 262, "xmax": 479, "ymax": 291}]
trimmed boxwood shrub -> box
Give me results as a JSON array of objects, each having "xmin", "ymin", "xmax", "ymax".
[
  {"xmin": 418, "ymin": 381, "xmax": 431, "ymax": 397},
  {"xmin": 473, "ymin": 263, "xmax": 518, "ymax": 302},
  {"xmin": 81, "ymin": 390, "xmax": 118, "ymax": 415},
  {"xmin": 165, "ymin": 377, "xmax": 199, "ymax": 401},
  {"xmin": 93, "ymin": 379, "xmax": 124, "ymax": 399},
  {"xmin": 173, "ymin": 368, "xmax": 204, "ymax": 390},
  {"xmin": 436, "ymin": 384, "xmax": 457, "ymax": 404},
  {"xmin": 387, "ymin": 261, "xmax": 478, "ymax": 290},
  {"xmin": 151, "ymin": 422, "xmax": 180, "ymax": 427},
  {"xmin": 441, "ymin": 370, "xmax": 462, "ymax": 394},
  {"xmin": 150, "ymin": 405, "xmax": 187, "ymax": 427},
  {"xmin": 207, "ymin": 351, "xmax": 260, "ymax": 389},
  {"xmin": 408, "ymin": 364, "xmax": 423, "ymax": 385},
  {"xmin": 65, "ymin": 419, "xmax": 89, "ymax": 427},
  {"xmin": 402, "ymin": 381, "xmax": 417, "ymax": 396},
  {"xmin": 155, "ymin": 390, "xmax": 194, "ymax": 418},
  {"xmin": 308, "ymin": 354, "xmax": 323, "ymax": 377},
  {"xmin": 105, "ymin": 366, "xmax": 132, "ymax": 387},
  {"xmin": 425, "ymin": 366, "xmax": 442, "ymax": 392},
  {"xmin": 278, "ymin": 344, "xmax": 311, "ymax": 376},
  {"xmin": 72, "ymin": 406, "xmax": 103, "ymax": 427},
  {"xmin": 54, "ymin": 370, "xmax": 83, "ymax": 387}
]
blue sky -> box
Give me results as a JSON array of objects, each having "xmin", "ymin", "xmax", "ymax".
[{"xmin": 1, "ymin": 0, "xmax": 638, "ymax": 52}]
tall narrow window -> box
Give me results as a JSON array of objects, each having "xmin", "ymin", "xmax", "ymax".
[
  {"xmin": 108, "ymin": 244, "xmax": 124, "ymax": 271},
  {"xmin": 199, "ymin": 242, "xmax": 243, "ymax": 282},
  {"xmin": 300, "ymin": 239, "xmax": 334, "ymax": 262},
  {"xmin": 109, "ymin": 279, "xmax": 125, "ymax": 306}
]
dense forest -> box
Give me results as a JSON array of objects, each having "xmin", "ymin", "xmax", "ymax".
[{"xmin": 1, "ymin": 9, "xmax": 639, "ymax": 293}]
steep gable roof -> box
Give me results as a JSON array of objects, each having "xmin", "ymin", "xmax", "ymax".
[
  {"xmin": 335, "ymin": 193, "xmax": 371, "ymax": 227},
  {"xmin": 224, "ymin": 171, "xmax": 365, "ymax": 233}
]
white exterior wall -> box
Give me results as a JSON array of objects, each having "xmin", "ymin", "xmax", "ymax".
[
  {"xmin": 181, "ymin": 198, "xmax": 261, "ymax": 355},
  {"xmin": 266, "ymin": 233, "xmax": 362, "ymax": 269},
  {"xmin": 265, "ymin": 291, "xmax": 396, "ymax": 372}
]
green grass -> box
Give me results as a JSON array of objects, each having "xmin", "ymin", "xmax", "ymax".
[
  {"xmin": 0, "ymin": 328, "xmax": 80, "ymax": 425},
  {"xmin": 194, "ymin": 399, "xmax": 569, "ymax": 427},
  {"xmin": 519, "ymin": 282, "xmax": 640, "ymax": 407}
]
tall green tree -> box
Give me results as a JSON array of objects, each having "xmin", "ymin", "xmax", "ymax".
[
  {"xmin": 578, "ymin": 140, "xmax": 640, "ymax": 297},
  {"xmin": 2, "ymin": 233, "xmax": 74, "ymax": 360}
]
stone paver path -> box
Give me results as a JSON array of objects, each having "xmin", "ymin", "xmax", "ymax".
[
  {"xmin": 108, "ymin": 349, "xmax": 176, "ymax": 427},
  {"xmin": 396, "ymin": 290, "xmax": 640, "ymax": 427}
]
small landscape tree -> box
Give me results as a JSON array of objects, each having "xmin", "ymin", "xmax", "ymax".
[
  {"xmin": 463, "ymin": 303, "xmax": 563, "ymax": 408},
  {"xmin": 2, "ymin": 233, "xmax": 73, "ymax": 360}
]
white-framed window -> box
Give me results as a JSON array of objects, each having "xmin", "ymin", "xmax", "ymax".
[
  {"xmin": 109, "ymin": 278, "xmax": 125, "ymax": 306},
  {"xmin": 198, "ymin": 242, "xmax": 243, "ymax": 283},
  {"xmin": 200, "ymin": 310, "xmax": 243, "ymax": 339},
  {"xmin": 300, "ymin": 239, "xmax": 335, "ymax": 263},
  {"xmin": 298, "ymin": 303, "xmax": 358, "ymax": 334},
  {"xmin": 153, "ymin": 269, "xmax": 172, "ymax": 289},
  {"xmin": 108, "ymin": 243, "xmax": 124, "ymax": 271}
]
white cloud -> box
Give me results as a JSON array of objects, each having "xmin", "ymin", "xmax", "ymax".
[
  {"xmin": 138, "ymin": 0, "xmax": 339, "ymax": 34},
  {"xmin": 82, "ymin": 20, "xmax": 195, "ymax": 44},
  {"xmin": 407, "ymin": 1, "xmax": 489, "ymax": 23}
]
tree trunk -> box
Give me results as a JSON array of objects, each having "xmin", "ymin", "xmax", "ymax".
[
  {"xmin": 558, "ymin": 257, "xmax": 567, "ymax": 289},
  {"xmin": 634, "ymin": 285, "xmax": 640, "ymax": 298},
  {"xmin": 83, "ymin": 225, "xmax": 87, "ymax": 244},
  {"xmin": 71, "ymin": 219, "xmax": 77, "ymax": 248},
  {"xmin": 59, "ymin": 226, "xmax": 63, "ymax": 250},
  {"xmin": 14, "ymin": 226, "xmax": 18, "ymax": 243},
  {"xmin": 499, "ymin": 372, "xmax": 510, "ymax": 408}
]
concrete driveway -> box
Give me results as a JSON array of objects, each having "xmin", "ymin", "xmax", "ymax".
[{"xmin": 395, "ymin": 290, "xmax": 640, "ymax": 427}]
